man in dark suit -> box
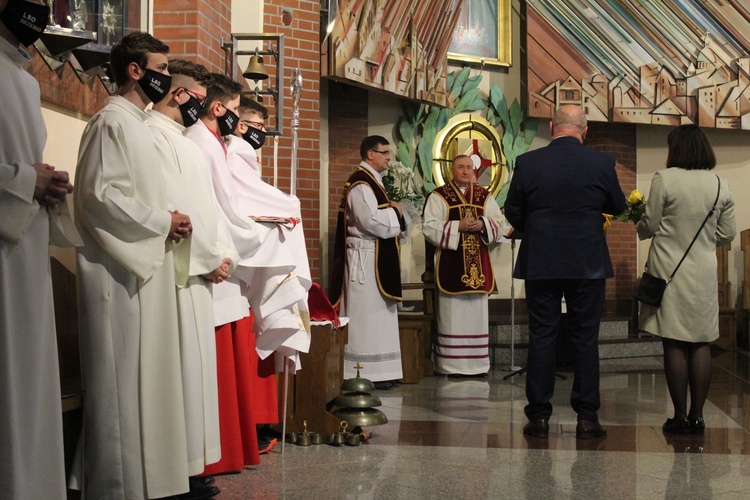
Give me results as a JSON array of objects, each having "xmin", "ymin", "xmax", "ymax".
[{"xmin": 504, "ymin": 105, "xmax": 626, "ymax": 439}]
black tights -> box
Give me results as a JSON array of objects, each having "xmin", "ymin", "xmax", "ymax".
[{"xmin": 661, "ymin": 338, "xmax": 712, "ymax": 420}]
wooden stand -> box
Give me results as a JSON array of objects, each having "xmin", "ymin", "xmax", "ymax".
[
  {"xmin": 398, "ymin": 313, "xmax": 431, "ymax": 383},
  {"xmin": 716, "ymin": 242, "xmax": 736, "ymax": 350},
  {"xmin": 279, "ymin": 323, "xmax": 348, "ymax": 436},
  {"xmin": 398, "ymin": 282, "xmax": 435, "ymax": 383}
]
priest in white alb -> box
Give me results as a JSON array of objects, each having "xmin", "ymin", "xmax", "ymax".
[
  {"xmin": 423, "ymin": 155, "xmax": 510, "ymax": 376},
  {"xmin": 330, "ymin": 135, "xmax": 406, "ymax": 388}
]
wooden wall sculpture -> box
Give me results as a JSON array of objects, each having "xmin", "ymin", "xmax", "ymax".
[
  {"xmin": 322, "ymin": 0, "xmax": 464, "ymax": 107},
  {"xmin": 525, "ymin": 0, "xmax": 750, "ymax": 130}
]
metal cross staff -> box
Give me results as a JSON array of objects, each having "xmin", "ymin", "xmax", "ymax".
[
  {"xmin": 289, "ymin": 68, "xmax": 302, "ymax": 197},
  {"xmin": 281, "ymin": 68, "xmax": 303, "ymax": 454}
]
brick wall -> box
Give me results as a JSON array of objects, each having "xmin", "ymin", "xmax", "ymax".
[
  {"xmin": 325, "ymin": 82, "xmax": 370, "ymax": 288},
  {"xmin": 153, "ymin": 0, "xmax": 231, "ymax": 73},
  {"xmin": 263, "ymin": 1, "xmax": 322, "ymax": 280},
  {"xmin": 586, "ymin": 122, "xmax": 639, "ymax": 314}
]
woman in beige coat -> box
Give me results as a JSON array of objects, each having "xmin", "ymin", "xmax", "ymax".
[{"xmin": 637, "ymin": 124, "xmax": 736, "ymax": 435}]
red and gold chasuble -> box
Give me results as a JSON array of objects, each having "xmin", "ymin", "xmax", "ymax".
[{"xmin": 433, "ymin": 182, "xmax": 496, "ymax": 295}]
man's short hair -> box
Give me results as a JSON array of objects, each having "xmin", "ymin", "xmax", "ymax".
[
  {"xmin": 360, "ymin": 135, "xmax": 389, "ymax": 160},
  {"xmin": 452, "ymin": 154, "xmax": 471, "ymax": 166},
  {"xmin": 201, "ymin": 73, "xmax": 243, "ymax": 117},
  {"xmin": 167, "ymin": 59, "xmax": 211, "ymax": 87},
  {"xmin": 110, "ymin": 32, "xmax": 169, "ymax": 87},
  {"xmin": 239, "ymin": 95, "xmax": 268, "ymax": 119},
  {"xmin": 552, "ymin": 105, "xmax": 587, "ymax": 132}
]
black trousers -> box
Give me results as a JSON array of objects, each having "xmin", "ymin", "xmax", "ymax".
[{"xmin": 524, "ymin": 279, "xmax": 605, "ymax": 422}]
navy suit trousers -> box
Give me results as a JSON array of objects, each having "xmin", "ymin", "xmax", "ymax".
[{"xmin": 524, "ymin": 279, "xmax": 605, "ymax": 422}]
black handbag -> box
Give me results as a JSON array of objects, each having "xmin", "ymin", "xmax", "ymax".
[
  {"xmin": 635, "ymin": 176, "xmax": 720, "ymax": 307},
  {"xmin": 634, "ymin": 272, "xmax": 667, "ymax": 307}
]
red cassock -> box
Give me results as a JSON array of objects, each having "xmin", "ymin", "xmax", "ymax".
[{"xmin": 202, "ymin": 314, "xmax": 260, "ymax": 473}]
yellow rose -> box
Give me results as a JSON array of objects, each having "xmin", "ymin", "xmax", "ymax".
[{"xmin": 627, "ymin": 189, "xmax": 643, "ymax": 205}]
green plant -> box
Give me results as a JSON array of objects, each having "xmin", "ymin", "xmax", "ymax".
[
  {"xmin": 394, "ymin": 68, "xmax": 538, "ymax": 209},
  {"xmin": 395, "ymin": 67, "xmax": 485, "ymax": 196},
  {"xmin": 382, "ymin": 161, "xmax": 425, "ymax": 213},
  {"xmin": 485, "ymin": 84, "xmax": 538, "ymax": 207}
]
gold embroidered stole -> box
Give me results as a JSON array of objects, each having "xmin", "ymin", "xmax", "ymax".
[{"xmin": 434, "ymin": 182, "xmax": 496, "ymax": 295}]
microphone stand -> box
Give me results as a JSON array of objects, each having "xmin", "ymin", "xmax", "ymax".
[
  {"xmin": 502, "ymin": 238, "xmax": 522, "ymax": 374},
  {"xmin": 503, "ymin": 234, "xmax": 567, "ymax": 381}
]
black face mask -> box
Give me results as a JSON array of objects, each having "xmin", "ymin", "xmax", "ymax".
[
  {"xmin": 138, "ymin": 68, "xmax": 171, "ymax": 104},
  {"xmin": 178, "ymin": 93, "xmax": 202, "ymax": 127},
  {"xmin": 218, "ymin": 107, "xmax": 239, "ymax": 136},
  {"xmin": 242, "ymin": 127, "xmax": 267, "ymax": 150},
  {"xmin": 0, "ymin": 0, "xmax": 50, "ymax": 47}
]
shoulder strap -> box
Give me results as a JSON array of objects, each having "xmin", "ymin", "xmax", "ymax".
[{"xmin": 666, "ymin": 175, "xmax": 721, "ymax": 283}]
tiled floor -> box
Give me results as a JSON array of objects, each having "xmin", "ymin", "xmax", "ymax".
[{"xmin": 214, "ymin": 350, "xmax": 750, "ymax": 498}]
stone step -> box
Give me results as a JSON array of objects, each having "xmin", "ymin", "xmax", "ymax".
[
  {"xmin": 493, "ymin": 320, "xmax": 630, "ymax": 343},
  {"xmin": 490, "ymin": 320, "xmax": 662, "ymax": 366},
  {"xmin": 491, "ymin": 338, "xmax": 662, "ymax": 366}
]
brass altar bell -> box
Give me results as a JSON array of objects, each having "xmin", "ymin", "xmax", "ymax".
[
  {"xmin": 294, "ymin": 420, "xmax": 324, "ymax": 446},
  {"xmin": 332, "ymin": 364, "xmax": 388, "ymax": 428},
  {"xmin": 328, "ymin": 420, "xmax": 359, "ymax": 446},
  {"xmin": 242, "ymin": 53, "xmax": 269, "ymax": 82}
]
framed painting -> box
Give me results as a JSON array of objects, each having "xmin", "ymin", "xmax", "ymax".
[{"xmin": 448, "ymin": 0, "xmax": 511, "ymax": 68}]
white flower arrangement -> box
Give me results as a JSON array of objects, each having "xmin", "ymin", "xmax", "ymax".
[{"xmin": 382, "ymin": 161, "xmax": 425, "ymax": 214}]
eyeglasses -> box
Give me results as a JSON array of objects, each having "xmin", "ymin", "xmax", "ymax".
[
  {"xmin": 176, "ymin": 88, "xmax": 206, "ymax": 106},
  {"xmin": 370, "ymin": 149, "xmax": 390, "ymax": 156},
  {"xmin": 241, "ymin": 120, "xmax": 266, "ymax": 131}
]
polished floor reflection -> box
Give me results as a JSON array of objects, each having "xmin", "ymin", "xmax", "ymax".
[{"xmin": 214, "ymin": 351, "xmax": 750, "ymax": 498}]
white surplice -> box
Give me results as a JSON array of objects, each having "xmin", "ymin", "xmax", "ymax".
[
  {"xmin": 422, "ymin": 184, "xmax": 510, "ymax": 375},
  {"xmin": 341, "ymin": 162, "xmax": 404, "ymax": 382},
  {"xmin": 148, "ymin": 111, "xmax": 239, "ymax": 475},
  {"xmin": 71, "ymin": 96, "xmax": 189, "ymax": 499},
  {"xmin": 0, "ymin": 37, "xmax": 81, "ymax": 499},
  {"xmin": 225, "ymin": 135, "xmax": 311, "ymax": 364},
  {"xmin": 186, "ymin": 122, "xmax": 309, "ymax": 368}
]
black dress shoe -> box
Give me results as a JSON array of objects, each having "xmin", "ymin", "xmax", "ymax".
[
  {"xmin": 190, "ymin": 476, "xmax": 215, "ymax": 487},
  {"xmin": 373, "ymin": 381, "xmax": 393, "ymax": 390},
  {"xmin": 662, "ymin": 417, "xmax": 690, "ymax": 435},
  {"xmin": 688, "ymin": 417, "xmax": 705, "ymax": 435},
  {"xmin": 576, "ymin": 419, "xmax": 608, "ymax": 439},
  {"xmin": 177, "ymin": 483, "xmax": 221, "ymax": 499},
  {"xmin": 523, "ymin": 419, "xmax": 549, "ymax": 438}
]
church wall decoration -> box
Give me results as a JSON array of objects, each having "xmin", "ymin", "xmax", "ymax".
[
  {"xmin": 322, "ymin": 0, "xmax": 464, "ymax": 107},
  {"xmin": 395, "ymin": 67, "xmax": 537, "ymax": 209},
  {"xmin": 448, "ymin": 0, "xmax": 512, "ymax": 68},
  {"xmin": 525, "ymin": 0, "xmax": 750, "ymax": 130}
]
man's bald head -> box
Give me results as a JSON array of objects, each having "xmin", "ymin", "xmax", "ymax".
[{"xmin": 550, "ymin": 105, "xmax": 587, "ymax": 142}]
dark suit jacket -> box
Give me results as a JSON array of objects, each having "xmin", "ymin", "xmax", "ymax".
[{"xmin": 504, "ymin": 136, "xmax": 626, "ymax": 280}]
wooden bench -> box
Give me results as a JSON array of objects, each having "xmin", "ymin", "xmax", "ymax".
[{"xmin": 398, "ymin": 281, "xmax": 435, "ymax": 383}]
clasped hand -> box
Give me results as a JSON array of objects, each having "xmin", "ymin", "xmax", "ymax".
[
  {"xmin": 169, "ymin": 210, "xmax": 192, "ymax": 242},
  {"xmin": 202, "ymin": 258, "xmax": 232, "ymax": 284},
  {"xmin": 34, "ymin": 163, "xmax": 73, "ymax": 206},
  {"xmin": 459, "ymin": 218, "xmax": 483, "ymax": 232}
]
